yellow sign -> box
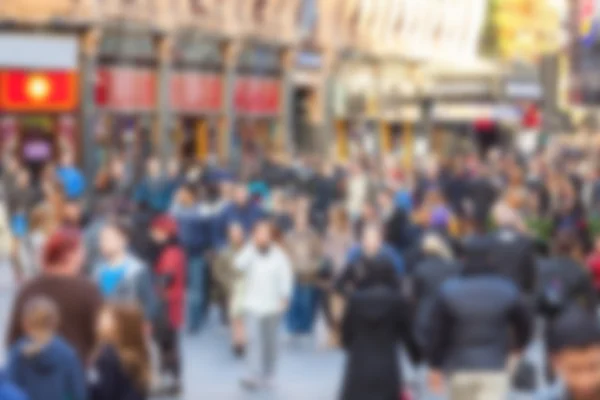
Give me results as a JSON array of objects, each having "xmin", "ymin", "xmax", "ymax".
[{"xmin": 26, "ymin": 75, "xmax": 51, "ymax": 102}]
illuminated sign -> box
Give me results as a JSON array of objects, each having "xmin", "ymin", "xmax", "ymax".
[{"xmin": 0, "ymin": 70, "xmax": 78, "ymax": 112}]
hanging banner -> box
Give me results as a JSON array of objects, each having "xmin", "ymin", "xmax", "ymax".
[
  {"xmin": 0, "ymin": 70, "xmax": 79, "ymax": 112},
  {"xmin": 170, "ymin": 72, "xmax": 223, "ymax": 113},
  {"xmin": 234, "ymin": 77, "xmax": 280, "ymax": 115},
  {"xmin": 95, "ymin": 67, "xmax": 156, "ymax": 112}
]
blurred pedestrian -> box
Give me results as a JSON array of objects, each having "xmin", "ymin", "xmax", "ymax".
[
  {"xmin": 322, "ymin": 206, "xmax": 354, "ymax": 346},
  {"xmin": 339, "ymin": 256, "xmax": 419, "ymax": 400},
  {"xmin": 378, "ymin": 187, "xmax": 413, "ymax": 254},
  {"xmin": 6, "ymin": 229, "xmax": 102, "ymax": 363},
  {"xmin": 485, "ymin": 203, "xmax": 538, "ymax": 295},
  {"xmin": 542, "ymin": 305, "xmax": 600, "ymax": 400},
  {"xmin": 412, "ymin": 232, "xmax": 460, "ymax": 350},
  {"xmin": 212, "ymin": 222, "xmax": 247, "ymax": 356},
  {"xmin": 7, "ymin": 296, "xmax": 86, "ymax": 400},
  {"xmin": 585, "ymin": 234, "xmax": 600, "ymax": 298},
  {"xmin": 88, "ymin": 303, "xmax": 150, "ymax": 400},
  {"xmin": 345, "ymin": 163, "xmax": 368, "ymax": 221},
  {"xmin": 170, "ymin": 185, "xmax": 211, "ymax": 333},
  {"xmin": 16, "ymin": 204, "xmax": 56, "ymax": 279},
  {"xmin": 56, "ymin": 151, "xmax": 86, "ymax": 200},
  {"xmin": 538, "ymin": 231, "xmax": 597, "ymax": 317},
  {"xmin": 337, "ymin": 224, "xmax": 404, "ymax": 295},
  {"xmin": 150, "ymin": 215, "xmax": 186, "ymax": 394},
  {"xmin": 235, "ymin": 220, "xmax": 293, "ymax": 390},
  {"xmin": 94, "ymin": 222, "xmax": 157, "ymax": 323},
  {"xmin": 426, "ymin": 237, "xmax": 533, "ymax": 400},
  {"xmin": 284, "ymin": 205, "xmax": 322, "ymax": 340},
  {"xmin": 134, "ymin": 157, "xmax": 174, "ymax": 215},
  {"xmin": 219, "ymin": 183, "xmax": 265, "ymax": 237}
]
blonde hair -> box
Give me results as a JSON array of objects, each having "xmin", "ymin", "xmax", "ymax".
[{"xmin": 422, "ymin": 233, "xmax": 453, "ymax": 261}]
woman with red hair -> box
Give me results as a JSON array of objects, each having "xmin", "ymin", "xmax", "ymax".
[
  {"xmin": 6, "ymin": 229, "xmax": 103, "ymax": 364},
  {"xmin": 150, "ymin": 215, "xmax": 186, "ymax": 395}
]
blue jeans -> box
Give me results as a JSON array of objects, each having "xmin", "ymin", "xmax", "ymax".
[
  {"xmin": 286, "ymin": 283, "xmax": 319, "ymax": 334},
  {"xmin": 186, "ymin": 255, "xmax": 206, "ymax": 333}
]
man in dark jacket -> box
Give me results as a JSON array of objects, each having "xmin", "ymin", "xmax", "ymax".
[
  {"xmin": 336, "ymin": 224, "xmax": 404, "ymax": 295},
  {"xmin": 378, "ymin": 188, "xmax": 413, "ymax": 254},
  {"xmin": 484, "ymin": 206, "xmax": 537, "ymax": 295},
  {"xmin": 465, "ymin": 166, "xmax": 498, "ymax": 224},
  {"xmin": 217, "ymin": 184, "xmax": 265, "ymax": 238},
  {"xmin": 537, "ymin": 231, "xmax": 597, "ymax": 317},
  {"xmin": 412, "ymin": 233, "xmax": 461, "ymax": 350},
  {"xmin": 339, "ymin": 258, "xmax": 419, "ymax": 400},
  {"xmin": 427, "ymin": 237, "xmax": 533, "ymax": 400}
]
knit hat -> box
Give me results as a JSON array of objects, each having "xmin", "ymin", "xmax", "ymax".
[
  {"xmin": 429, "ymin": 206, "xmax": 450, "ymax": 228},
  {"xmin": 151, "ymin": 215, "xmax": 178, "ymax": 237}
]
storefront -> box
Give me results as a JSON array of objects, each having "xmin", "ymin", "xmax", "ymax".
[
  {"xmin": 233, "ymin": 45, "xmax": 283, "ymax": 162},
  {"xmin": 429, "ymin": 77, "xmax": 503, "ymax": 155},
  {"xmin": 333, "ymin": 64, "xmax": 379, "ymax": 161},
  {"xmin": 94, "ymin": 31, "xmax": 157, "ymax": 178},
  {"xmin": 170, "ymin": 39, "xmax": 224, "ymax": 164},
  {"xmin": 292, "ymin": 50, "xmax": 323, "ymax": 153},
  {"xmin": 0, "ymin": 34, "xmax": 80, "ymax": 175},
  {"xmin": 378, "ymin": 68, "xmax": 422, "ymax": 162}
]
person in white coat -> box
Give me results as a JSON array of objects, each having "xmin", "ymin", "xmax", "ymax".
[{"xmin": 235, "ymin": 220, "xmax": 293, "ymax": 390}]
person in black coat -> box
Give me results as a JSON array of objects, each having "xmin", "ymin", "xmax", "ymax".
[
  {"xmin": 412, "ymin": 233, "xmax": 461, "ymax": 350},
  {"xmin": 537, "ymin": 231, "xmax": 597, "ymax": 317},
  {"xmin": 427, "ymin": 237, "xmax": 533, "ymax": 397},
  {"xmin": 484, "ymin": 206, "xmax": 538, "ymax": 295},
  {"xmin": 378, "ymin": 188, "xmax": 413, "ymax": 254},
  {"xmin": 339, "ymin": 259, "xmax": 419, "ymax": 400}
]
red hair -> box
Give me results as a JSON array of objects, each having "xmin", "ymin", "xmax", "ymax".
[{"xmin": 42, "ymin": 229, "xmax": 82, "ymax": 269}]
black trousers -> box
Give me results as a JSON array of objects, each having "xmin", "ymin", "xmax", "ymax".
[{"xmin": 155, "ymin": 323, "xmax": 181, "ymax": 379}]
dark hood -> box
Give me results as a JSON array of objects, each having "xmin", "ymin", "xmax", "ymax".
[
  {"xmin": 352, "ymin": 286, "xmax": 398, "ymax": 323},
  {"xmin": 18, "ymin": 339, "xmax": 61, "ymax": 376},
  {"xmin": 461, "ymin": 235, "xmax": 494, "ymax": 276}
]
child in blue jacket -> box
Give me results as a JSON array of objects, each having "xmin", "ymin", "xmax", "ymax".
[{"xmin": 7, "ymin": 296, "xmax": 86, "ymax": 400}]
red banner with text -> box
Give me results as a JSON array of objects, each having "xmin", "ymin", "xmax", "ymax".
[
  {"xmin": 95, "ymin": 67, "xmax": 156, "ymax": 111},
  {"xmin": 170, "ymin": 72, "xmax": 223, "ymax": 113},
  {"xmin": 234, "ymin": 77, "xmax": 280, "ymax": 115}
]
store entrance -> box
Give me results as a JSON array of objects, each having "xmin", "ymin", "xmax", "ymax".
[
  {"xmin": 292, "ymin": 86, "xmax": 313, "ymax": 152},
  {"xmin": 178, "ymin": 118, "xmax": 219, "ymax": 166},
  {"xmin": 0, "ymin": 115, "xmax": 68, "ymax": 178},
  {"xmin": 234, "ymin": 119, "xmax": 278, "ymax": 175}
]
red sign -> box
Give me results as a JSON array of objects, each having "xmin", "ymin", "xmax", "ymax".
[
  {"xmin": 95, "ymin": 67, "xmax": 156, "ymax": 111},
  {"xmin": 170, "ymin": 72, "xmax": 223, "ymax": 113},
  {"xmin": 0, "ymin": 70, "xmax": 78, "ymax": 112},
  {"xmin": 234, "ymin": 77, "xmax": 280, "ymax": 115}
]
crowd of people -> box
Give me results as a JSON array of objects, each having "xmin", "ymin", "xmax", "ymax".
[{"xmin": 0, "ymin": 130, "xmax": 600, "ymax": 399}]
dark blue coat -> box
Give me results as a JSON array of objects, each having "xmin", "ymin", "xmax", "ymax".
[
  {"xmin": 88, "ymin": 345, "xmax": 145, "ymax": 400},
  {"xmin": 134, "ymin": 178, "xmax": 176, "ymax": 213},
  {"xmin": 0, "ymin": 371, "xmax": 27, "ymax": 400},
  {"xmin": 7, "ymin": 337, "xmax": 86, "ymax": 400},
  {"xmin": 427, "ymin": 274, "xmax": 533, "ymax": 371},
  {"xmin": 216, "ymin": 202, "xmax": 265, "ymax": 244}
]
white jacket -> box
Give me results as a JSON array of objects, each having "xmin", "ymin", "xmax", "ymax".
[{"xmin": 235, "ymin": 243, "xmax": 294, "ymax": 316}]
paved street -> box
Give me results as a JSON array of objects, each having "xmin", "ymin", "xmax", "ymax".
[{"xmin": 0, "ymin": 263, "xmax": 548, "ymax": 400}]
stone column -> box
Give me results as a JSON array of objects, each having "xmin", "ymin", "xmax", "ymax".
[
  {"xmin": 323, "ymin": 48, "xmax": 338, "ymax": 159},
  {"xmin": 156, "ymin": 34, "xmax": 173, "ymax": 164},
  {"xmin": 80, "ymin": 28, "xmax": 101, "ymax": 179},
  {"xmin": 280, "ymin": 47, "xmax": 296, "ymax": 155},
  {"xmin": 222, "ymin": 40, "xmax": 241, "ymax": 168}
]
